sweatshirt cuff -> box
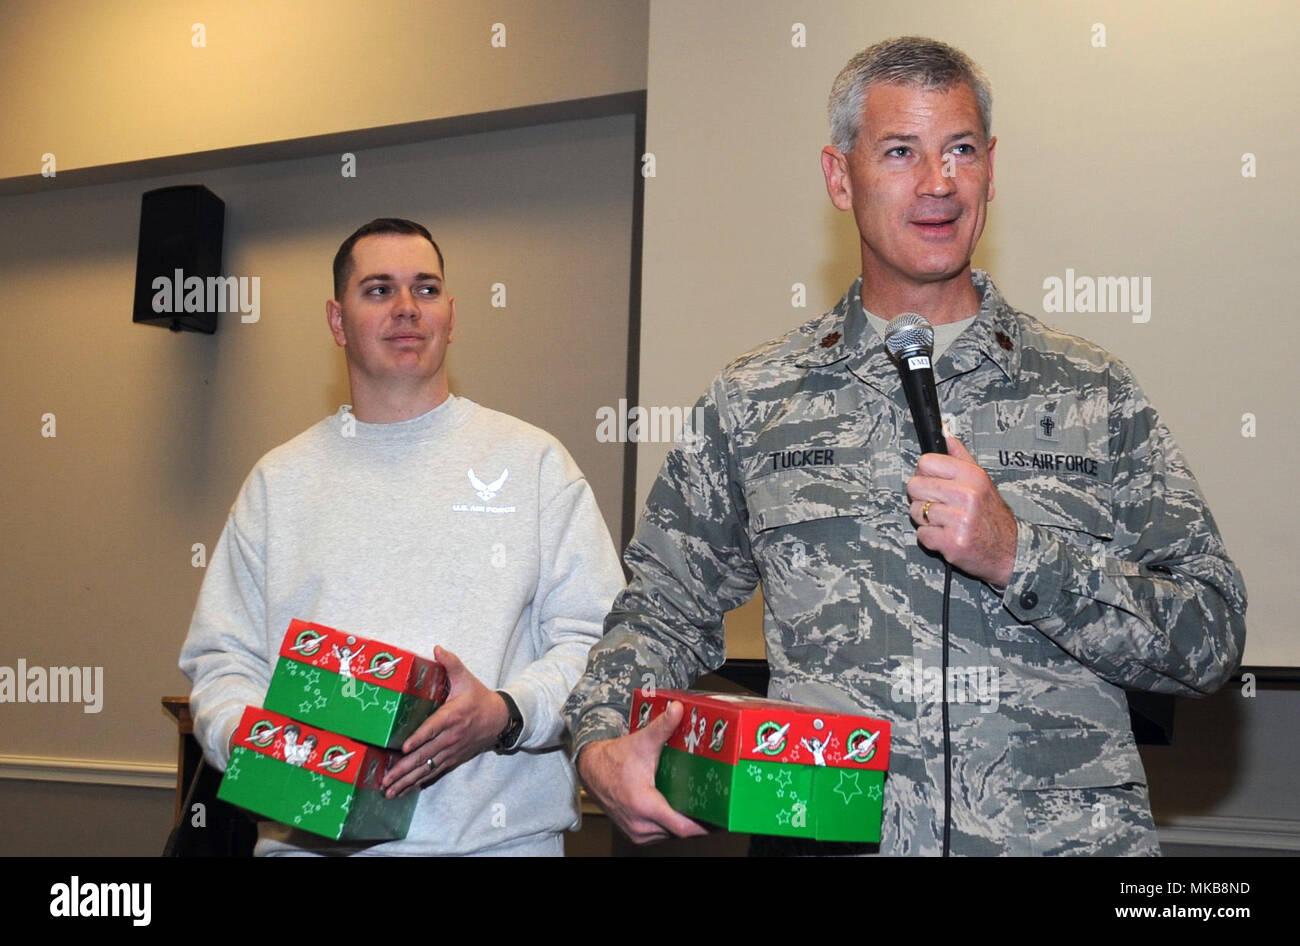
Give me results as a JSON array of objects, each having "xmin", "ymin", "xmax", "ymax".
[
  {"xmin": 1002, "ymin": 518, "xmax": 1071, "ymax": 623},
  {"xmin": 498, "ymin": 684, "xmax": 557, "ymax": 751},
  {"xmin": 199, "ymin": 704, "xmax": 246, "ymax": 772}
]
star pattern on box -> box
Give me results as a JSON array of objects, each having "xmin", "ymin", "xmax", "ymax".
[
  {"xmin": 348, "ymin": 687, "xmax": 381, "ymax": 711},
  {"xmin": 690, "ymin": 783, "xmax": 709, "ymax": 809},
  {"xmin": 775, "ymin": 808, "xmax": 792, "ymax": 826},
  {"xmin": 308, "ymin": 772, "xmax": 325, "ymax": 787},
  {"xmin": 866, "ymin": 783, "xmax": 882, "ymax": 801},
  {"xmin": 341, "ymin": 794, "xmax": 353, "ymax": 814},
  {"xmin": 834, "ymin": 770, "xmax": 863, "ymax": 804},
  {"xmin": 225, "ymin": 757, "xmax": 241, "ymax": 781},
  {"xmin": 383, "ymin": 698, "xmax": 398, "ymax": 714},
  {"xmin": 747, "ymin": 764, "xmax": 763, "ymax": 782},
  {"xmin": 775, "ymin": 769, "xmax": 793, "ymax": 790},
  {"xmin": 314, "ymin": 695, "xmax": 328, "ymax": 709},
  {"xmin": 305, "ymin": 669, "xmax": 321, "ymax": 687},
  {"xmin": 824, "ymin": 733, "xmax": 844, "ymax": 764},
  {"xmin": 298, "ymin": 700, "xmax": 313, "ymax": 714}
]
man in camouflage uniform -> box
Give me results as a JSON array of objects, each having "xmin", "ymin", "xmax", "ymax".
[{"xmin": 563, "ymin": 37, "xmax": 1246, "ymax": 855}]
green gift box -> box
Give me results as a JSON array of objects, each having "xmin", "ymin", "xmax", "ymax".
[
  {"xmin": 217, "ymin": 706, "xmax": 417, "ymax": 841},
  {"xmin": 263, "ymin": 619, "xmax": 449, "ymax": 749},
  {"xmin": 632, "ymin": 689, "xmax": 891, "ymax": 842}
]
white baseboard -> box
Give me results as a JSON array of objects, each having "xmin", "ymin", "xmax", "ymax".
[
  {"xmin": 1156, "ymin": 815, "xmax": 1300, "ymax": 851},
  {"xmin": 0, "ymin": 753, "xmax": 175, "ymax": 790},
  {"xmin": 0, "ymin": 755, "xmax": 1295, "ymax": 853}
]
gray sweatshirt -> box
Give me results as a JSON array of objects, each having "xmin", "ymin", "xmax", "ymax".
[{"xmin": 179, "ymin": 395, "xmax": 624, "ymax": 855}]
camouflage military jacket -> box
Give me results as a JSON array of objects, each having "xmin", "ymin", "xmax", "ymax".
[{"xmin": 565, "ymin": 271, "xmax": 1246, "ymax": 855}]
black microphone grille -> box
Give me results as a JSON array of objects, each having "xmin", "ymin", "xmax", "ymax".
[{"xmin": 884, "ymin": 312, "xmax": 935, "ymax": 360}]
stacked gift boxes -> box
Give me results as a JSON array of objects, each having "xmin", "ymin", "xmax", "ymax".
[
  {"xmin": 262, "ymin": 619, "xmax": 449, "ymax": 749},
  {"xmin": 631, "ymin": 688, "xmax": 892, "ymax": 842},
  {"xmin": 217, "ymin": 619, "xmax": 449, "ymax": 841},
  {"xmin": 218, "ymin": 706, "xmax": 418, "ymax": 840}
]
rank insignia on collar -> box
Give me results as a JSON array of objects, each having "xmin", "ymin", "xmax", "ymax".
[
  {"xmin": 820, "ymin": 331, "xmax": 842, "ymax": 348},
  {"xmin": 995, "ymin": 331, "xmax": 1014, "ymax": 351}
]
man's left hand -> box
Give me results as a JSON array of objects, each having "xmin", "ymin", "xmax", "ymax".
[
  {"xmin": 381, "ymin": 646, "xmax": 510, "ymax": 799},
  {"xmin": 906, "ymin": 432, "xmax": 1018, "ymax": 588}
]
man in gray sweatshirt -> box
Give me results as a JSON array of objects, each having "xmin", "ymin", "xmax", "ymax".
[{"xmin": 179, "ymin": 218, "xmax": 624, "ymax": 855}]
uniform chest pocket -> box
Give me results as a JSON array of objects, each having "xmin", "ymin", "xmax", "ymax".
[
  {"xmin": 746, "ymin": 464, "xmax": 880, "ymax": 535},
  {"xmin": 993, "ymin": 468, "xmax": 1115, "ymax": 541},
  {"xmin": 1005, "ymin": 728, "xmax": 1158, "ymax": 856},
  {"xmin": 741, "ymin": 461, "xmax": 891, "ymax": 652},
  {"xmin": 970, "ymin": 402, "xmax": 1115, "ymax": 541},
  {"xmin": 742, "ymin": 439, "xmax": 909, "ymax": 534}
]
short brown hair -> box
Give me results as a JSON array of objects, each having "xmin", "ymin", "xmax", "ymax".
[{"xmin": 332, "ymin": 218, "xmax": 444, "ymax": 298}]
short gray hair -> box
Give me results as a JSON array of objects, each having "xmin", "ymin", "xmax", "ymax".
[{"xmin": 828, "ymin": 36, "xmax": 993, "ymax": 154}]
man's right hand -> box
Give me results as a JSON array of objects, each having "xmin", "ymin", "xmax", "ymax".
[{"xmin": 576, "ymin": 700, "xmax": 709, "ymax": 844}]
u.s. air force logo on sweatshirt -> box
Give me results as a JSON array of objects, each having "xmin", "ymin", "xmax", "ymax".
[{"xmin": 452, "ymin": 468, "xmax": 517, "ymax": 514}]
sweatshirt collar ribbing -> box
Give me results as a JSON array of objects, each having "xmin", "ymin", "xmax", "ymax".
[{"xmin": 332, "ymin": 394, "xmax": 474, "ymax": 444}]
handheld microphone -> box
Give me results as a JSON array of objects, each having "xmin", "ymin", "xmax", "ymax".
[
  {"xmin": 884, "ymin": 310, "xmax": 955, "ymax": 857},
  {"xmin": 884, "ymin": 312, "xmax": 947, "ymax": 455}
]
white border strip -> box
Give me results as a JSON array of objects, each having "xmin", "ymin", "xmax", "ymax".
[
  {"xmin": 1157, "ymin": 815, "xmax": 1300, "ymax": 852},
  {"xmin": 0, "ymin": 754, "xmax": 175, "ymax": 790}
]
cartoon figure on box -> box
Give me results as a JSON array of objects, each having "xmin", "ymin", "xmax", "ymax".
[
  {"xmin": 682, "ymin": 707, "xmax": 706, "ymax": 754},
  {"xmin": 800, "ymin": 733, "xmax": 831, "ymax": 766},
  {"xmin": 332, "ymin": 639, "xmax": 369, "ymax": 675},
  {"xmin": 332, "ymin": 640, "xmax": 365, "ymax": 678},
  {"xmin": 282, "ymin": 725, "xmax": 318, "ymax": 767}
]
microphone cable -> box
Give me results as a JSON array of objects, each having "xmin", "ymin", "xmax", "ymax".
[
  {"xmin": 882, "ymin": 311, "xmax": 956, "ymax": 857},
  {"xmin": 941, "ymin": 561, "xmax": 952, "ymax": 857}
]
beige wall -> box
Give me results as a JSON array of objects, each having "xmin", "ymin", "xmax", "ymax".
[
  {"xmin": 640, "ymin": 0, "xmax": 1297, "ymax": 666},
  {"xmin": 0, "ymin": 113, "xmax": 635, "ymax": 769},
  {"xmin": 0, "ymin": 1, "xmax": 645, "ymax": 854},
  {"xmin": 2, "ymin": 0, "xmax": 1296, "ymax": 856},
  {"xmin": 0, "ymin": 0, "xmax": 648, "ymax": 180}
]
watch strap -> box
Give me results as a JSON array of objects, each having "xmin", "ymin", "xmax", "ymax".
[{"xmin": 494, "ymin": 690, "xmax": 524, "ymax": 751}]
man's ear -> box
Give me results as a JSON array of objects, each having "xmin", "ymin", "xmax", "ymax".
[
  {"xmin": 821, "ymin": 146, "xmax": 854, "ymax": 211},
  {"xmin": 446, "ymin": 297, "xmax": 457, "ymax": 345},
  {"xmin": 986, "ymin": 135, "xmax": 997, "ymax": 202},
  {"xmin": 326, "ymin": 299, "xmax": 347, "ymax": 348}
]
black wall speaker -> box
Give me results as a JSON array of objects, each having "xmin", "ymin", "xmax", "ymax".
[{"xmin": 132, "ymin": 185, "xmax": 226, "ymax": 333}]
